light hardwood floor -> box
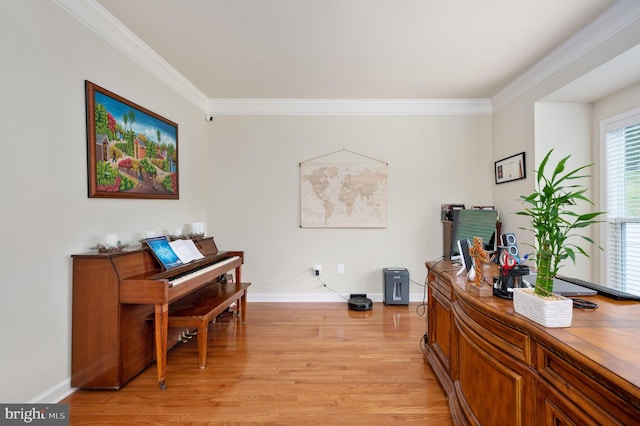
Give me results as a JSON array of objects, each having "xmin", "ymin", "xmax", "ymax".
[{"xmin": 63, "ymin": 302, "xmax": 453, "ymax": 425}]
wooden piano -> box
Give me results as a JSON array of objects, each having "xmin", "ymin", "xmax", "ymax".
[{"xmin": 71, "ymin": 237, "xmax": 244, "ymax": 390}]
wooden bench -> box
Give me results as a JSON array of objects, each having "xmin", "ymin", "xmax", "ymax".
[{"xmin": 167, "ymin": 281, "xmax": 251, "ymax": 369}]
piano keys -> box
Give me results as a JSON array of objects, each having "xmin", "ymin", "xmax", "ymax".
[
  {"xmin": 169, "ymin": 255, "xmax": 241, "ymax": 287},
  {"xmin": 71, "ymin": 237, "xmax": 244, "ymax": 389}
]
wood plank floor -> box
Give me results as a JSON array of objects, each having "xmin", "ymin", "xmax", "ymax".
[{"xmin": 63, "ymin": 302, "xmax": 453, "ymax": 425}]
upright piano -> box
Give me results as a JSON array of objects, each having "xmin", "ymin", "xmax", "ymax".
[{"xmin": 71, "ymin": 237, "xmax": 243, "ymax": 390}]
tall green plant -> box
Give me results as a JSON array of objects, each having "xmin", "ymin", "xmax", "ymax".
[{"xmin": 517, "ymin": 150, "xmax": 604, "ymax": 297}]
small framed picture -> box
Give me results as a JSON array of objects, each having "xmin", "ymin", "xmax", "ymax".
[{"xmin": 495, "ymin": 152, "xmax": 526, "ymax": 184}]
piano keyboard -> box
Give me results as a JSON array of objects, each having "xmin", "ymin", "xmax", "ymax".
[{"xmin": 169, "ymin": 256, "xmax": 240, "ymax": 287}]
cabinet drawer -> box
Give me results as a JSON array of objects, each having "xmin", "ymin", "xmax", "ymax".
[
  {"xmin": 455, "ymin": 297, "xmax": 531, "ymax": 365},
  {"xmin": 537, "ymin": 380, "xmax": 600, "ymax": 426},
  {"xmin": 432, "ymin": 274, "xmax": 453, "ymax": 301},
  {"xmin": 454, "ymin": 301, "xmax": 532, "ymax": 426},
  {"xmin": 536, "ymin": 345, "xmax": 640, "ymax": 425}
]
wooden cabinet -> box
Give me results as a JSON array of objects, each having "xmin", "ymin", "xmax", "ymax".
[
  {"xmin": 424, "ymin": 260, "xmax": 640, "ymax": 426},
  {"xmin": 426, "ymin": 269, "xmax": 454, "ymax": 395},
  {"xmin": 535, "ymin": 345, "xmax": 640, "ymax": 425},
  {"xmin": 71, "ymin": 253, "xmax": 155, "ymax": 388},
  {"xmin": 453, "ymin": 299, "xmax": 535, "ymax": 425}
]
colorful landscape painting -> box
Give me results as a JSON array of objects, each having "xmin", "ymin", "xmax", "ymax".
[{"xmin": 85, "ymin": 81, "xmax": 179, "ymax": 199}]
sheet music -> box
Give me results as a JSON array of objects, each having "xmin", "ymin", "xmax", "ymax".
[{"xmin": 169, "ymin": 239, "xmax": 205, "ymax": 264}]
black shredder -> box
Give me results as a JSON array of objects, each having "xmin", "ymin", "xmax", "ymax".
[{"xmin": 383, "ymin": 268, "xmax": 409, "ymax": 305}]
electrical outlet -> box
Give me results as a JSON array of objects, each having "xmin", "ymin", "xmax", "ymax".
[
  {"xmin": 313, "ymin": 264, "xmax": 321, "ymax": 275},
  {"xmin": 337, "ymin": 263, "xmax": 344, "ymax": 274}
]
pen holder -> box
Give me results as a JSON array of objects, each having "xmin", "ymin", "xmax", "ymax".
[{"xmin": 493, "ymin": 264, "xmax": 530, "ymax": 299}]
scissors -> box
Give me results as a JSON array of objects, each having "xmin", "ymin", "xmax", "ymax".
[{"xmin": 499, "ymin": 250, "xmax": 517, "ymax": 271}]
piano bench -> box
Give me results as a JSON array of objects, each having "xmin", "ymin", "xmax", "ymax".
[{"xmin": 167, "ymin": 281, "xmax": 251, "ymax": 369}]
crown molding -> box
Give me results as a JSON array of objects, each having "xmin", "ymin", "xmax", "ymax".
[
  {"xmin": 54, "ymin": 0, "xmax": 208, "ymax": 109},
  {"xmin": 206, "ymin": 98, "xmax": 492, "ymax": 116},
  {"xmin": 54, "ymin": 0, "xmax": 490, "ymax": 116},
  {"xmin": 492, "ymin": 0, "xmax": 640, "ymax": 111},
  {"xmin": 56, "ymin": 0, "xmax": 639, "ymax": 116}
]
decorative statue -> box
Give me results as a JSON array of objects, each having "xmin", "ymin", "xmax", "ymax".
[{"xmin": 468, "ymin": 236, "xmax": 488, "ymax": 287}]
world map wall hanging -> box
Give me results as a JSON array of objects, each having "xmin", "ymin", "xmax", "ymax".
[{"xmin": 299, "ymin": 149, "xmax": 388, "ymax": 228}]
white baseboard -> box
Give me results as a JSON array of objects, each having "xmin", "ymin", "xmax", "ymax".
[
  {"xmin": 31, "ymin": 378, "xmax": 75, "ymax": 404},
  {"xmin": 246, "ymin": 293, "xmax": 426, "ymax": 303}
]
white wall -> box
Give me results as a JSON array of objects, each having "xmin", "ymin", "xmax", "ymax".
[
  {"xmin": 533, "ymin": 103, "xmax": 594, "ymax": 280},
  {"xmin": 593, "ymin": 81, "xmax": 640, "ymax": 123},
  {"xmin": 491, "ymin": 101, "xmax": 536, "ymax": 239},
  {"xmin": 206, "ymin": 114, "xmax": 492, "ymax": 300},
  {"xmin": 492, "ymin": 16, "xmax": 640, "ymax": 279},
  {"xmin": 0, "ymin": 1, "xmax": 208, "ymax": 403}
]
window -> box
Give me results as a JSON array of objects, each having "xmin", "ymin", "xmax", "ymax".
[{"xmin": 604, "ymin": 110, "xmax": 640, "ymax": 296}]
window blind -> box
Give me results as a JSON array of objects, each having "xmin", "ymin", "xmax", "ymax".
[{"xmin": 604, "ymin": 117, "xmax": 640, "ymax": 296}]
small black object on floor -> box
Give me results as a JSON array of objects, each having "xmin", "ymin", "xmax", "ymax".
[{"xmin": 348, "ymin": 293, "xmax": 372, "ymax": 311}]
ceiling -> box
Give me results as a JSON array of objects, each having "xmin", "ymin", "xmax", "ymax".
[{"xmin": 96, "ymin": 0, "xmax": 616, "ymax": 100}]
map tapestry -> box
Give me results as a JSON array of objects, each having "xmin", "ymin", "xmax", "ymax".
[{"xmin": 300, "ymin": 162, "xmax": 388, "ymax": 228}]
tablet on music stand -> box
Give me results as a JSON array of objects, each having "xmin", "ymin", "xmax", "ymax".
[{"xmin": 145, "ymin": 236, "xmax": 183, "ymax": 270}]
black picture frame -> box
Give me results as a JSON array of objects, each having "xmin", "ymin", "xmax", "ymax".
[{"xmin": 495, "ymin": 152, "xmax": 526, "ymax": 184}]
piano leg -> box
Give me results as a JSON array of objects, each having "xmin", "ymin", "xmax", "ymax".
[
  {"xmin": 235, "ymin": 265, "xmax": 242, "ymax": 285},
  {"xmin": 154, "ymin": 303, "xmax": 169, "ymax": 390},
  {"xmin": 240, "ymin": 289, "xmax": 247, "ymax": 325},
  {"xmin": 196, "ymin": 317, "xmax": 209, "ymax": 369},
  {"xmin": 235, "ymin": 266, "xmax": 247, "ymax": 324}
]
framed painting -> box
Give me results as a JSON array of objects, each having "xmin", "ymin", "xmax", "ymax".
[
  {"xmin": 494, "ymin": 152, "xmax": 526, "ymax": 184},
  {"xmin": 85, "ymin": 80, "xmax": 179, "ymax": 199}
]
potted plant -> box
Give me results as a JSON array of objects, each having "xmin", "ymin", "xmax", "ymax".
[{"xmin": 514, "ymin": 149, "xmax": 604, "ymax": 327}]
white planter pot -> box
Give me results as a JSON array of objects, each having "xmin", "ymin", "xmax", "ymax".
[{"xmin": 512, "ymin": 288, "xmax": 573, "ymax": 328}]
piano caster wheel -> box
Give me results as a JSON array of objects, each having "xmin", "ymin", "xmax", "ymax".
[{"xmin": 159, "ymin": 381, "xmax": 166, "ymax": 390}]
